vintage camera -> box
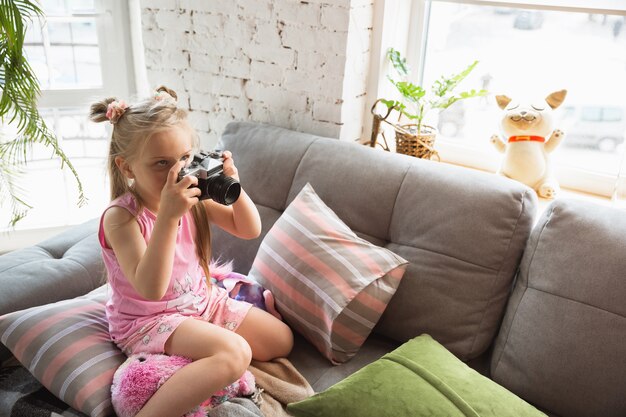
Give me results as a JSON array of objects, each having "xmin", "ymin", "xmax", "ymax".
[{"xmin": 177, "ymin": 150, "xmax": 241, "ymax": 205}]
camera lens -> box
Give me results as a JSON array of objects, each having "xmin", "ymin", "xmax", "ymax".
[{"xmin": 206, "ymin": 174, "xmax": 241, "ymax": 205}]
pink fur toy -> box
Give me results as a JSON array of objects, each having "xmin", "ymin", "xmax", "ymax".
[{"xmin": 111, "ymin": 353, "xmax": 256, "ymax": 417}]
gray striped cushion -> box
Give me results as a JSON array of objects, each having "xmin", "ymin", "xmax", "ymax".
[
  {"xmin": 0, "ymin": 285, "xmax": 124, "ymax": 417},
  {"xmin": 249, "ymin": 183, "xmax": 408, "ymax": 364}
]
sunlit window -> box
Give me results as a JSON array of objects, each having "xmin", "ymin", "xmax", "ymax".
[
  {"xmin": 25, "ymin": 0, "xmax": 102, "ymax": 90},
  {"xmin": 413, "ymin": 1, "xmax": 626, "ymax": 197},
  {"xmin": 0, "ymin": 0, "xmax": 133, "ymax": 236}
]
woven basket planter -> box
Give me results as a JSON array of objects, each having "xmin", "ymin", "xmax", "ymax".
[
  {"xmin": 369, "ymin": 100, "xmax": 440, "ymax": 161},
  {"xmin": 394, "ymin": 124, "xmax": 440, "ymax": 161}
]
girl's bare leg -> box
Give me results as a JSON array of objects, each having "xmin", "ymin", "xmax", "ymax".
[
  {"xmin": 135, "ymin": 319, "xmax": 252, "ymax": 417},
  {"xmin": 235, "ymin": 306, "xmax": 294, "ymax": 361}
]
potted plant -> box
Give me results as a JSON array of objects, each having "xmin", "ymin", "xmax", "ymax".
[
  {"xmin": 371, "ymin": 48, "xmax": 487, "ymax": 159},
  {"xmin": 0, "ymin": 0, "xmax": 85, "ymax": 226}
]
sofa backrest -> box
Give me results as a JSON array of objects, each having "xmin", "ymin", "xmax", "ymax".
[
  {"xmin": 491, "ymin": 198, "xmax": 626, "ymax": 417},
  {"xmin": 213, "ymin": 121, "xmax": 537, "ymax": 361}
]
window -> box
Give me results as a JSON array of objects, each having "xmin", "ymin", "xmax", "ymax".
[
  {"xmin": 25, "ymin": 6, "xmax": 102, "ymax": 89},
  {"xmin": 373, "ymin": 0, "xmax": 626, "ymax": 200},
  {"xmin": 0, "ymin": 0, "xmax": 136, "ymax": 242}
]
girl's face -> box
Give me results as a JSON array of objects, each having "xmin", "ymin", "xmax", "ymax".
[{"xmin": 117, "ymin": 124, "xmax": 195, "ymax": 212}]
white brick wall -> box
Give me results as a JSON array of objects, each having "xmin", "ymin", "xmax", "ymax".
[{"xmin": 140, "ymin": 0, "xmax": 374, "ymax": 148}]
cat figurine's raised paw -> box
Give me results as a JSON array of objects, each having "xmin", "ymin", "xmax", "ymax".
[{"xmin": 490, "ymin": 89, "xmax": 567, "ymax": 200}]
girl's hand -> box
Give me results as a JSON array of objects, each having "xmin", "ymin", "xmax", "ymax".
[
  {"xmin": 159, "ymin": 161, "xmax": 201, "ymax": 220},
  {"xmin": 221, "ymin": 151, "xmax": 239, "ymax": 181}
]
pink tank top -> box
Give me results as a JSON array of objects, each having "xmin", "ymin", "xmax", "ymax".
[{"xmin": 98, "ymin": 193, "xmax": 210, "ymax": 343}]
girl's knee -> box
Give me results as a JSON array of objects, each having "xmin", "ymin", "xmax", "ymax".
[
  {"xmin": 256, "ymin": 321, "xmax": 294, "ymax": 361},
  {"xmin": 222, "ymin": 332, "xmax": 252, "ymax": 376}
]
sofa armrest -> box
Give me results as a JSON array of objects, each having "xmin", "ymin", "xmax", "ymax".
[
  {"xmin": 0, "ymin": 218, "xmax": 105, "ymax": 316},
  {"xmin": 491, "ymin": 198, "xmax": 626, "ymax": 417}
]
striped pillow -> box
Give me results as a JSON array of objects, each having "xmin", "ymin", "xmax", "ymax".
[
  {"xmin": 0, "ymin": 285, "xmax": 124, "ymax": 417},
  {"xmin": 249, "ymin": 183, "xmax": 408, "ymax": 364}
]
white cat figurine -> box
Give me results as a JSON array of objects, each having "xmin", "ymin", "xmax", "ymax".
[{"xmin": 490, "ymin": 89, "xmax": 567, "ymax": 199}]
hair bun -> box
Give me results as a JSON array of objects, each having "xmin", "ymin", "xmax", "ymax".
[{"xmin": 154, "ymin": 85, "xmax": 178, "ymax": 102}]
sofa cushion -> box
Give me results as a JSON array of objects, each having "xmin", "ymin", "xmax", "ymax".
[
  {"xmin": 218, "ymin": 121, "xmax": 537, "ymax": 361},
  {"xmin": 0, "ymin": 218, "xmax": 105, "ymax": 316},
  {"xmin": 491, "ymin": 199, "xmax": 626, "ymax": 417},
  {"xmin": 248, "ymin": 183, "xmax": 408, "ymax": 364},
  {"xmin": 287, "ymin": 334, "xmax": 546, "ymax": 417},
  {"xmin": 0, "ymin": 285, "xmax": 124, "ymax": 417}
]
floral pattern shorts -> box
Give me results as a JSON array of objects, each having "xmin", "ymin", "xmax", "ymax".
[{"xmin": 117, "ymin": 285, "xmax": 253, "ymax": 356}]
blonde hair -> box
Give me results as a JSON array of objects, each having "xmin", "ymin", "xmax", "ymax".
[{"xmin": 90, "ymin": 85, "xmax": 212, "ymax": 279}]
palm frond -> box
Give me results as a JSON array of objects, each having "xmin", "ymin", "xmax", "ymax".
[{"xmin": 0, "ymin": 157, "xmax": 31, "ymax": 227}]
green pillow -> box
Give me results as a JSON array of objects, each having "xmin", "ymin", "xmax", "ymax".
[{"xmin": 287, "ymin": 334, "xmax": 546, "ymax": 417}]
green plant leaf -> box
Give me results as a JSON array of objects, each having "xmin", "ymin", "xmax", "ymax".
[
  {"xmin": 459, "ymin": 89, "xmax": 488, "ymax": 98},
  {"xmin": 380, "ymin": 99, "xmax": 402, "ymax": 111},
  {"xmin": 387, "ymin": 48, "xmax": 410, "ymax": 77},
  {"xmin": 380, "ymin": 49, "xmax": 484, "ymax": 133},
  {"xmin": 390, "ymin": 79, "xmax": 425, "ymax": 104},
  {"xmin": 0, "ymin": 157, "xmax": 31, "ymax": 227},
  {"xmin": 431, "ymin": 60, "xmax": 480, "ymax": 98}
]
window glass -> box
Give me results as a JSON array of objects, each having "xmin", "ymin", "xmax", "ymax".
[
  {"xmin": 72, "ymin": 20, "xmax": 99, "ymax": 43},
  {"xmin": 23, "ymin": 45, "xmax": 48, "ymax": 87},
  {"xmin": 68, "ymin": 0, "xmax": 96, "ymax": 13},
  {"xmin": 24, "ymin": 21, "xmax": 43, "ymax": 43},
  {"xmin": 40, "ymin": 0, "xmax": 95, "ymax": 14},
  {"xmin": 74, "ymin": 46, "xmax": 102, "ymax": 86},
  {"xmin": 48, "ymin": 21, "xmax": 72, "ymax": 43},
  {"xmin": 0, "ymin": 108, "xmax": 110, "ymax": 230},
  {"xmin": 421, "ymin": 3, "xmax": 626, "ymax": 176},
  {"xmin": 40, "ymin": 0, "xmax": 69, "ymax": 14},
  {"xmin": 25, "ymin": 17, "xmax": 101, "ymax": 89}
]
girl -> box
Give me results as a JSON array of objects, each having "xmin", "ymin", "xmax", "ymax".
[{"xmin": 90, "ymin": 86, "xmax": 293, "ymax": 417}]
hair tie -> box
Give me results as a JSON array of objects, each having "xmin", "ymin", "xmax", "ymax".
[{"xmin": 106, "ymin": 100, "xmax": 128, "ymax": 124}]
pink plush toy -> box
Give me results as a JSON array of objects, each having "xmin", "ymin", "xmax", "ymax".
[{"xmin": 111, "ymin": 353, "xmax": 256, "ymax": 417}]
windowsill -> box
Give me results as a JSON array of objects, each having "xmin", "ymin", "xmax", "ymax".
[
  {"xmin": 0, "ymin": 157, "xmax": 109, "ymax": 255},
  {"xmin": 536, "ymin": 187, "xmax": 613, "ymax": 212}
]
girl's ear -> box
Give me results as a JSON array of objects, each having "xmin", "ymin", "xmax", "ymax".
[{"xmin": 115, "ymin": 156, "xmax": 135, "ymax": 179}]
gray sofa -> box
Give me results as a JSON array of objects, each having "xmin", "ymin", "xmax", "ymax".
[{"xmin": 1, "ymin": 121, "xmax": 624, "ymax": 417}]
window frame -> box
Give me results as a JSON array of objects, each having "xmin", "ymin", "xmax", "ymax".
[
  {"xmin": 366, "ymin": 0, "xmax": 626, "ymax": 198},
  {"xmin": 35, "ymin": 0, "xmax": 136, "ymax": 109}
]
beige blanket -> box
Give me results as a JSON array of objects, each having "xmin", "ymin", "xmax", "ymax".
[{"xmin": 248, "ymin": 358, "xmax": 315, "ymax": 417}]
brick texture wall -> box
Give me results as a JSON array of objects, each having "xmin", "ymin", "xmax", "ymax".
[{"xmin": 140, "ymin": 0, "xmax": 374, "ymax": 149}]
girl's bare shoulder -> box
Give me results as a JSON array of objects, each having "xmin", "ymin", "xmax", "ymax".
[{"xmin": 102, "ymin": 206, "xmax": 138, "ymax": 237}]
